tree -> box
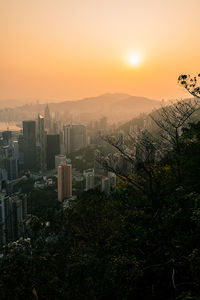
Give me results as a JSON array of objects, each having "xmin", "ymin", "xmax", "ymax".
[
  {"xmin": 150, "ymin": 99, "xmax": 199, "ymax": 182},
  {"xmin": 97, "ymin": 129, "xmax": 166, "ymax": 213},
  {"xmin": 97, "ymin": 95, "xmax": 200, "ymax": 212},
  {"xmin": 178, "ymin": 73, "xmax": 200, "ymax": 99}
]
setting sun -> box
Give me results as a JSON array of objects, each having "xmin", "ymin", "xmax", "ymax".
[
  {"xmin": 129, "ymin": 54, "xmax": 141, "ymax": 66},
  {"xmin": 128, "ymin": 54, "xmax": 142, "ymax": 67}
]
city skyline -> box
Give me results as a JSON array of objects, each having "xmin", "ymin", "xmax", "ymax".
[{"xmin": 1, "ymin": 0, "xmax": 200, "ymax": 102}]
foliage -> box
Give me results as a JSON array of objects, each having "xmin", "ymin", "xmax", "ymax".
[
  {"xmin": 68, "ymin": 146, "xmax": 96, "ymax": 172},
  {"xmin": 27, "ymin": 186, "xmax": 59, "ymax": 220},
  {"xmin": 178, "ymin": 73, "xmax": 200, "ymax": 98}
]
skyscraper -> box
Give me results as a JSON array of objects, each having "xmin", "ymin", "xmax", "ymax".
[
  {"xmin": 11, "ymin": 194, "xmax": 27, "ymax": 241},
  {"xmin": 2, "ymin": 131, "xmax": 12, "ymax": 146},
  {"xmin": 44, "ymin": 104, "xmax": 51, "ymax": 133},
  {"xmin": 0, "ymin": 195, "xmax": 11, "ymax": 245},
  {"xmin": 0, "ymin": 193, "xmax": 27, "ymax": 245},
  {"xmin": 63, "ymin": 124, "xmax": 87, "ymax": 154},
  {"xmin": 84, "ymin": 168, "xmax": 95, "ymax": 191},
  {"xmin": 18, "ymin": 134, "xmax": 24, "ymax": 168},
  {"xmin": 63, "ymin": 125, "xmax": 71, "ymax": 154},
  {"xmin": 23, "ymin": 120, "xmax": 36, "ymax": 170},
  {"xmin": 71, "ymin": 124, "xmax": 87, "ymax": 152},
  {"xmin": 55, "ymin": 154, "xmax": 66, "ymax": 169},
  {"xmin": 3, "ymin": 153, "xmax": 18, "ymax": 181},
  {"xmin": 58, "ymin": 163, "xmax": 72, "ymax": 202},
  {"xmin": 37, "ymin": 114, "xmax": 46, "ymax": 170},
  {"xmin": 99, "ymin": 117, "xmax": 107, "ymax": 131},
  {"xmin": 46, "ymin": 134, "xmax": 60, "ymax": 170},
  {"xmin": 12, "ymin": 141, "xmax": 19, "ymax": 159},
  {"xmin": 2, "ymin": 144, "xmax": 18, "ymax": 181}
]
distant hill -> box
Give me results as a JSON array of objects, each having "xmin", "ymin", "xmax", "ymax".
[
  {"xmin": 118, "ymin": 97, "xmax": 200, "ymax": 134},
  {"xmin": 47, "ymin": 93, "xmax": 161, "ymax": 123},
  {"xmin": 0, "ymin": 99, "xmax": 27, "ymax": 109},
  {"xmin": 0, "ymin": 93, "xmax": 161, "ymax": 123}
]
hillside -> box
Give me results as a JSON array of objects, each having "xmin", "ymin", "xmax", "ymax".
[
  {"xmin": 0, "ymin": 94, "xmax": 161, "ymax": 124},
  {"xmin": 50, "ymin": 93, "xmax": 161, "ymax": 122}
]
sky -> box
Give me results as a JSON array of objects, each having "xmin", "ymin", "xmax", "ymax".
[{"xmin": 1, "ymin": 0, "xmax": 200, "ymax": 102}]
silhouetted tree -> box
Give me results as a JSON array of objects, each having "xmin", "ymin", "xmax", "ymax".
[
  {"xmin": 178, "ymin": 73, "xmax": 200, "ymax": 98},
  {"xmin": 97, "ymin": 129, "xmax": 164, "ymax": 212},
  {"xmin": 150, "ymin": 99, "xmax": 199, "ymax": 182}
]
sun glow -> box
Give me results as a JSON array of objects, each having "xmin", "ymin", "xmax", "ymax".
[{"xmin": 127, "ymin": 53, "xmax": 142, "ymax": 67}]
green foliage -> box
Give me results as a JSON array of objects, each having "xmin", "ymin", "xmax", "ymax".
[
  {"xmin": 27, "ymin": 186, "xmax": 59, "ymax": 219},
  {"xmin": 68, "ymin": 146, "xmax": 96, "ymax": 171},
  {"xmin": 13, "ymin": 177, "xmax": 35, "ymax": 194}
]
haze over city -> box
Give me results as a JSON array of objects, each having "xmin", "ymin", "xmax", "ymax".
[{"xmin": 1, "ymin": 0, "xmax": 200, "ymax": 102}]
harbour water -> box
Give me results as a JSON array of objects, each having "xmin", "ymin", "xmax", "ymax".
[{"xmin": 0, "ymin": 122, "xmax": 22, "ymax": 132}]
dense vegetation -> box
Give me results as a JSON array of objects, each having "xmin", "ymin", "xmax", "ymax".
[{"xmin": 1, "ymin": 121, "xmax": 200, "ymax": 299}]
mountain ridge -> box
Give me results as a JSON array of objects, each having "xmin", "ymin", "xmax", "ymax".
[{"xmin": 0, "ymin": 93, "xmax": 161, "ymax": 123}]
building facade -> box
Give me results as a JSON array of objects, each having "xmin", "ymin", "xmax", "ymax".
[
  {"xmin": 55, "ymin": 154, "xmax": 66, "ymax": 169},
  {"xmin": 63, "ymin": 124, "xmax": 87, "ymax": 154},
  {"xmin": 46, "ymin": 134, "xmax": 60, "ymax": 170},
  {"xmin": 58, "ymin": 163, "xmax": 72, "ymax": 202},
  {"xmin": 84, "ymin": 169, "xmax": 95, "ymax": 191},
  {"xmin": 23, "ymin": 120, "xmax": 36, "ymax": 170},
  {"xmin": 37, "ymin": 114, "xmax": 46, "ymax": 170}
]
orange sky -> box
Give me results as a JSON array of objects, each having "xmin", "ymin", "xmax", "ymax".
[{"xmin": 1, "ymin": 0, "xmax": 200, "ymax": 102}]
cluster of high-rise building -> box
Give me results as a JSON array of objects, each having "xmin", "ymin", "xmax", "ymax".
[
  {"xmin": 27, "ymin": 106, "xmax": 87, "ymax": 171},
  {"xmin": 0, "ymin": 104, "xmax": 117, "ymax": 243},
  {"xmin": 83, "ymin": 168, "xmax": 116, "ymax": 194},
  {"xmin": 0, "ymin": 105, "xmax": 87, "ymax": 176},
  {"xmin": 0, "ymin": 105, "xmax": 89, "ymax": 205},
  {"xmin": 56, "ymin": 163, "xmax": 116, "ymax": 203}
]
